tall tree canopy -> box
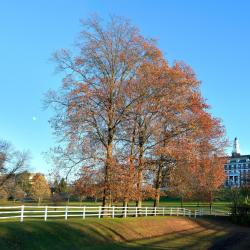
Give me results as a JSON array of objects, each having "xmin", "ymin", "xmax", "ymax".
[{"xmin": 46, "ymin": 15, "xmax": 227, "ymax": 207}]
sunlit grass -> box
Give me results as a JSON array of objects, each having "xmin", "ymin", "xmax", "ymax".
[
  {"xmin": 0, "ymin": 216, "xmax": 248, "ymax": 250},
  {"xmin": 0, "ymin": 199, "xmax": 232, "ymax": 210}
]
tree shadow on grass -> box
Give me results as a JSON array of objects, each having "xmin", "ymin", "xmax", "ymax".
[
  {"xmin": 195, "ymin": 217, "xmax": 250, "ymax": 250},
  {"xmin": 122, "ymin": 227, "xmax": 212, "ymax": 249},
  {"xmin": 87, "ymin": 219, "xmax": 229, "ymax": 250},
  {"xmin": 119, "ymin": 217, "xmax": 241, "ymax": 250},
  {"xmin": 0, "ymin": 220, "xmax": 118, "ymax": 250},
  {"xmin": 1, "ymin": 217, "xmax": 249, "ymax": 250}
]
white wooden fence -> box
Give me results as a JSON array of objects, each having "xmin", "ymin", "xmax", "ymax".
[
  {"xmin": 0, "ymin": 206, "xmax": 229, "ymax": 222},
  {"xmin": 194, "ymin": 207, "xmax": 231, "ymax": 217}
]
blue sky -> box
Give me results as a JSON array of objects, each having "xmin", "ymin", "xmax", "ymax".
[{"xmin": 0, "ymin": 0, "xmax": 249, "ymax": 174}]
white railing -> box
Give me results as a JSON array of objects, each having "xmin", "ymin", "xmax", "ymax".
[
  {"xmin": 194, "ymin": 208, "xmax": 231, "ymax": 217},
  {"xmin": 0, "ymin": 206, "xmax": 195, "ymax": 222},
  {"xmin": 0, "ymin": 206, "xmax": 230, "ymax": 222}
]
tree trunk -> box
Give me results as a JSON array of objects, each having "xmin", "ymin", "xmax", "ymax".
[
  {"xmin": 136, "ymin": 128, "xmax": 144, "ymax": 208},
  {"xmin": 136, "ymin": 169, "xmax": 143, "ymax": 208},
  {"xmin": 154, "ymin": 162, "xmax": 163, "ymax": 207},
  {"xmin": 123, "ymin": 199, "xmax": 128, "ymax": 207},
  {"xmin": 153, "ymin": 194, "xmax": 160, "ymax": 208},
  {"xmin": 102, "ymin": 142, "xmax": 113, "ymax": 207},
  {"xmin": 209, "ymin": 192, "xmax": 213, "ymax": 215},
  {"xmin": 181, "ymin": 196, "xmax": 183, "ymax": 208},
  {"xmin": 123, "ymin": 124, "xmax": 136, "ymax": 208},
  {"xmin": 122, "ymin": 198, "xmax": 129, "ymax": 217}
]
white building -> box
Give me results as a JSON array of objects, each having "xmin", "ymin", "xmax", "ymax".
[{"xmin": 224, "ymin": 137, "xmax": 250, "ymax": 187}]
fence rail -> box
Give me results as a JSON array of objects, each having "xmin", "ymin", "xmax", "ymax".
[{"xmin": 0, "ymin": 205, "xmax": 229, "ymax": 222}]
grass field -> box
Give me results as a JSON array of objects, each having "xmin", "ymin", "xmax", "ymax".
[
  {"xmin": 0, "ymin": 216, "xmax": 249, "ymax": 250},
  {"xmin": 0, "ymin": 199, "xmax": 232, "ymax": 212}
]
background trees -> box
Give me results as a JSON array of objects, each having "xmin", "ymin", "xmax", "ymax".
[
  {"xmin": 72, "ymin": 168, "xmax": 103, "ymax": 203},
  {"xmin": 51, "ymin": 177, "xmax": 71, "ymax": 203},
  {"xmin": 30, "ymin": 174, "xmax": 51, "ymax": 205},
  {"xmin": 0, "ymin": 139, "xmax": 29, "ymax": 188},
  {"xmin": 46, "ymin": 15, "xmax": 227, "ymax": 207},
  {"xmin": 0, "ymin": 139, "xmax": 30, "ymax": 202}
]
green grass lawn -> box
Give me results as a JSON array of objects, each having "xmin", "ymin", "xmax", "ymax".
[
  {"xmin": 0, "ymin": 216, "xmax": 249, "ymax": 250},
  {"xmin": 0, "ymin": 199, "xmax": 232, "ymax": 212}
]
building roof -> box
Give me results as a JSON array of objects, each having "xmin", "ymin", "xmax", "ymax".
[{"xmin": 225, "ymin": 154, "xmax": 250, "ymax": 164}]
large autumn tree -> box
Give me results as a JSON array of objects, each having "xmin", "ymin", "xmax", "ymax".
[
  {"xmin": 150, "ymin": 62, "xmax": 208, "ymax": 207},
  {"xmin": 191, "ymin": 111, "xmax": 227, "ymax": 210},
  {"xmin": 46, "ymin": 15, "xmax": 227, "ymax": 208},
  {"xmin": 168, "ymin": 110, "xmax": 227, "ymax": 209},
  {"xmin": 46, "ymin": 16, "xmax": 169, "ymax": 207}
]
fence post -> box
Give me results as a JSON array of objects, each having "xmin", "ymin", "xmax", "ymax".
[
  {"xmin": 154, "ymin": 207, "xmax": 157, "ymax": 216},
  {"xmin": 183, "ymin": 208, "xmax": 185, "ymax": 216},
  {"xmin": 112, "ymin": 206, "xmax": 115, "ymax": 218},
  {"xmin": 124, "ymin": 206, "xmax": 127, "ymax": 218},
  {"xmin": 65, "ymin": 206, "xmax": 68, "ymax": 220},
  {"xmin": 145, "ymin": 207, "xmax": 148, "ymax": 217},
  {"xmin": 189, "ymin": 210, "xmax": 191, "ymax": 218},
  {"xmin": 98, "ymin": 206, "xmax": 102, "ymax": 218},
  {"xmin": 44, "ymin": 206, "xmax": 48, "ymax": 221},
  {"xmin": 195, "ymin": 210, "xmax": 197, "ymax": 218},
  {"xmin": 177, "ymin": 208, "xmax": 179, "ymax": 216},
  {"xmin": 163, "ymin": 208, "xmax": 165, "ymax": 216},
  {"xmin": 83, "ymin": 206, "xmax": 86, "ymax": 219},
  {"xmin": 135, "ymin": 207, "xmax": 138, "ymax": 217},
  {"xmin": 20, "ymin": 205, "xmax": 24, "ymax": 222},
  {"xmin": 170, "ymin": 208, "xmax": 172, "ymax": 216}
]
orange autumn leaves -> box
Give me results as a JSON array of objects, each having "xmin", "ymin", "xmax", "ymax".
[{"xmin": 47, "ymin": 16, "xmax": 227, "ymax": 207}]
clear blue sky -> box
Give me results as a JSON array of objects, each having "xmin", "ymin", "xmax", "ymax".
[{"xmin": 0, "ymin": 0, "xmax": 249, "ymax": 174}]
